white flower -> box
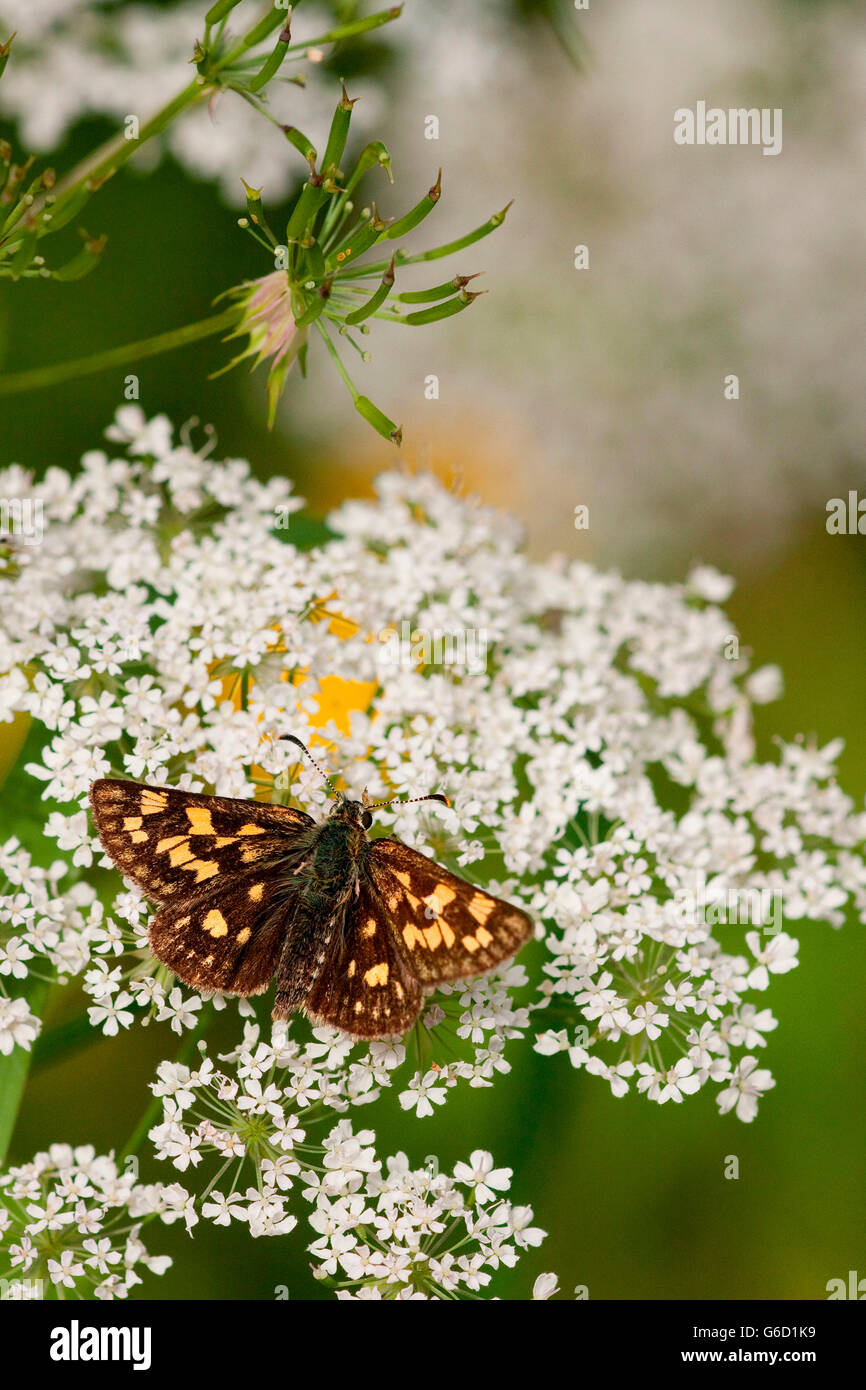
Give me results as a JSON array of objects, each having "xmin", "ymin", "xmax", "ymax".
[
  {"xmin": 716, "ymin": 1055, "xmax": 775, "ymax": 1123},
  {"xmin": 532, "ymin": 1272, "xmax": 560, "ymax": 1300},
  {"xmin": 627, "ymin": 1003, "xmax": 669, "ymax": 1039},
  {"xmin": 399, "ymin": 1070, "xmax": 450, "ymax": 1118},
  {"xmin": 202, "ymin": 1191, "xmax": 247, "ymax": 1227},
  {"xmin": 155, "ymin": 988, "xmax": 202, "ymax": 1035},
  {"xmin": 585, "ymin": 1057, "xmax": 635, "ymax": 1097},
  {"xmin": 745, "ymin": 932, "xmax": 799, "ymax": 991},
  {"xmin": 0, "ymin": 996, "xmax": 41, "ymax": 1054},
  {"xmin": 745, "ymin": 665, "xmax": 783, "ymax": 704},
  {"xmin": 687, "ymin": 564, "xmax": 735, "ymax": 603},
  {"xmin": 453, "ymin": 1150, "xmax": 512, "ymax": 1204},
  {"xmin": 656, "ymin": 1058, "xmax": 703, "ymax": 1104}
]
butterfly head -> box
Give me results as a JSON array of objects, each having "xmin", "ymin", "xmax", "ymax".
[{"xmin": 329, "ymin": 794, "xmax": 374, "ymax": 831}]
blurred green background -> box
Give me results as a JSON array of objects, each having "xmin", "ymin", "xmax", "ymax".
[{"xmin": 2, "ymin": 0, "xmax": 864, "ymax": 1299}]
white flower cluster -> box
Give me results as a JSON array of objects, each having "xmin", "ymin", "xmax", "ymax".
[
  {"xmin": 147, "ymin": 1024, "xmax": 406, "ymax": 1209},
  {"xmin": 0, "ymin": 1143, "xmax": 175, "ymax": 1299},
  {"xmin": 0, "ymin": 836, "xmax": 102, "ymax": 1053},
  {"xmin": 0, "ymin": 408, "xmax": 531, "ymax": 1107},
  {"xmin": 314, "ymin": 1147, "xmax": 545, "ymax": 1298},
  {"xmin": 146, "ymin": 1020, "xmax": 528, "ymax": 1230},
  {"xmin": 2, "ymin": 407, "xmax": 864, "ymax": 1134},
  {"xmin": 145, "ymin": 1036, "xmax": 546, "ymax": 1296},
  {"xmin": 0, "ymin": 1, "xmax": 386, "ymax": 205}
]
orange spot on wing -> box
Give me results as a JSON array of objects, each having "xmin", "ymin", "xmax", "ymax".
[
  {"xmin": 157, "ymin": 835, "xmax": 187, "ymax": 854},
  {"xmin": 364, "ymin": 962, "xmax": 389, "ymax": 987},
  {"xmin": 204, "ymin": 909, "xmax": 228, "ymax": 938},
  {"xmin": 186, "ymin": 807, "xmax": 216, "ymax": 835}
]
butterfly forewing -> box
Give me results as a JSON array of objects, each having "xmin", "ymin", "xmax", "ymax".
[
  {"xmin": 149, "ymin": 865, "xmax": 291, "ymax": 996},
  {"xmin": 89, "ymin": 779, "xmax": 313, "ymax": 901},
  {"xmin": 367, "ymin": 838, "xmax": 533, "ymax": 984}
]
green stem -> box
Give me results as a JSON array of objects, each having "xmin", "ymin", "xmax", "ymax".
[
  {"xmin": 282, "ymin": 6, "xmax": 404, "ymax": 53},
  {"xmin": 315, "ymin": 318, "xmax": 358, "ymax": 400},
  {"xmin": 7, "ymin": 79, "xmax": 208, "ymax": 237},
  {"xmin": 0, "ymin": 979, "xmax": 50, "ymax": 1169},
  {"xmin": 5, "ymin": 9, "xmax": 405, "ymax": 242},
  {"xmin": 0, "ymin": 307, "xmax": 240, "ymax": 396}
]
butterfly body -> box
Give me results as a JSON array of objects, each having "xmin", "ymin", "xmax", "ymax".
[{"xmin": 89, "ymin": 778, "xmax": 532, "ymax": 1039}]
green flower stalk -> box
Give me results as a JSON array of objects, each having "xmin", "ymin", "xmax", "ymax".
[
  {"xmin": 0, "ymin": 4, "xmax": 404, "ymax": 280},
  {"xmin": 0, "ymin": 34, "xmax": 108, "ymax": 286},
  {"xmin": 221, "ymin": 82, "xmax": 512, "ymax": 439},
  {"xmin": 0, "ymin": 18, "xmax": 510, "ymax": 444},
  {"xmin": 0, "ymin": 28, "xmax": 104, "ymax": 281}
]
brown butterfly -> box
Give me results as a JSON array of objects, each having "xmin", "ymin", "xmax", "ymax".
[{"xmin": 88, "ymin": 737, "xmax": 532, "ymax": 1039}]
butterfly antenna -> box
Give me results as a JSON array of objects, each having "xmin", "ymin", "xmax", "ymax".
[
  {"xmin": 370, "ymin": 792, "xmax": 451, "ymax": 809},
  {"xmin": 279, "ymin": 735, "xmax": 341, "ymax": 798}
]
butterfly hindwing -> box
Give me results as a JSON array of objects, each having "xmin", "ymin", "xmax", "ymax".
[
  {"xmin": 89, "ymin": 778, "xmax": 314, "ymax": 902},
  {"xmin": 367, "ymin": 837, "xmax": 533, "ymax": 984},
  {"xmin": 148, "ymin": 864, "xmax": 293, "ymax": 996},
  {"xmin": 294, "ymin": 880, "xmax": 424, "ymax": 1038}
]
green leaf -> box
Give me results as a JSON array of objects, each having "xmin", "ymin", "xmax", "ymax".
[
  {"xmin": 286, "ymin": 177, "xmax": 327, "ymax": 244},
  {"xmin": 343, "ymin": 255, "xmax": 395, "ymax": 324},
  {"xmin": 321, "ymin": 82, "xmax": 357, "ymax": 183},
  {"xmin": 284, "ymin": 6, "xmax": 404, "ymax": 50},
  {"xmin": 355, "ymin": 394, "xmax": 402, "ymax": 445},
  {"xmin": 342, "ymin": 141, "xmax": 393, "ymax": 198},
  {"xmin": 395, "ymin": 273, "xmax": 477, "ymax": 304},
  {"xmin": 240, "ymin": 179, "xmax": 279, "ymax": 247},
  {"xmin": 8, "ymin": 226, "xmax": 37, "ymax": 278},
  {"xmin": 391, "ymin": 200, "xmax": 513, "ymax": 269},
  {"xmin": 51, "ymin": 233, "xmax": 107, "ymax": 282},
  {"xmin": 237, "ymin": 6, "xmax": 287, "ymax": 54},
  {"xmin": 248, "ymin": 18, "xmax": 292, "ymax": 94},
  {"xmin": 380, "ymin": 169, "xmax": 441, "ymax": 241},
  {"xmin": 205, "ymin": 0, "xmax": 243, "ymax": 22},
  {"xmin": 325, "ymin": 207, "xmax": 389, "ymax": 271},
  {"xmin": 401, "ymin": 288, "xmax": 482, "ymax": 326},
  {"xmin": 293, "ymin": 289, "xmax": 330, "ymax": 329},
  {"xmin": 282, "ymin": 125, "xmax": 318, "ymax": 169}
]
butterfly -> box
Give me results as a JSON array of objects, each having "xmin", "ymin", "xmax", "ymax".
[{"xmin": 88, "ymin": 737, "xmax": 533, "ymax": 1039}]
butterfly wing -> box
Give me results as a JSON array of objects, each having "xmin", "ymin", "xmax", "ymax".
[
  {"xmin": 89, "ymin": 778, "xmax": 314, "ymax": 902},
  {"xmin": 366, "ymin": 837, "xmax": 533, "ymax": 985},
  {"xmin": 284, "ymin": 879, "xmax": 423, "ymax": 1038},
  {"xmin": 148, "ymin": 863, "xmax": 295, "ymax": 996}
]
